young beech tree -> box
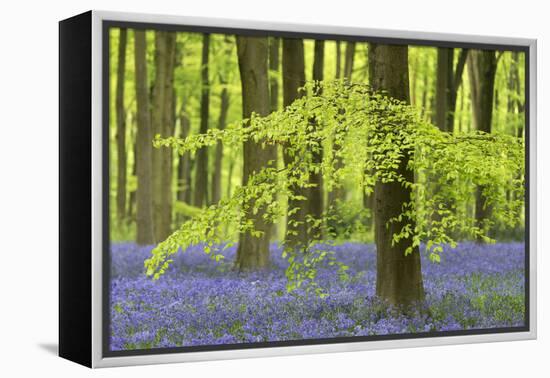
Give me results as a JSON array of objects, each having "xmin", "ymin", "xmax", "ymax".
[
  {"xmin": 368, "ymin": 43, "xmax": 424, "ymax": 305},
  {"xmin": 134, "ymin": 30, "xmax": 155, "ymax": 245},
  {"xmin": 145, "ymin": 79, "xmax": 524, "ymax": 307},
  {"xmin": 233, "ymin": 35, "xmax": 277, "ymax": 270}
]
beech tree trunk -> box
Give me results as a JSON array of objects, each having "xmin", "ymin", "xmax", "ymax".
[
  {"xmin": 127, "ymin": 116, "xmax": 137, "ymax": 222},
  {"xmin": 134, "ymin": 30, "xmax": 155, "ymax": 245},
  {"xmin": 282, "ymin": 38, "xmax": 309, "ymax": 248},
  {"xmin": 508, "ymin": 52, "xmax": 524, "ymax": 137},
  {"xmin": 447, "ymin": 49, "xmax": 468, "ymax": 131},
  {"xmin": 211, "ymin": 38, "xmax": 232, "ymax": 205},
  {"xmin": 194, "ymin": 34, "xmax": 210, "ymax": 207},
  {"xmin": 468, "ymin": 50, "xmax": 497, "ymax": 236},
  {"xmin": 177, "ymin": 106, "xmax": 192, "ymax": 204},
  {"xmin": 115, "ymin": 28, "xmax": 128, "ymax": 225},
  {"xmin": 369, "ymin": 43, "xmax": 425, "ymax": 306},
  {"xmin": 269, "ymin": 37, "xmax": 280, "ymax": 239},
  {"xmin": 327, "ymin": 41, "xmax": 355, "ymax": 235},
  {"xmin": 211, "ymin": 85, "xmax": 229, "ymax": 204},
  {"xmin": 436, "ymin": 48, "xmax": 468, "ymax": 133},
  {"xmin": 343, "ymin": 41, "xmax": 355, "ymax": 80},
  {"xmin": 335, "ymin": 41, "xmax": 342, "ymax": 79},
  {"xmin": 235, "ymin": 36, "xmax": 276, "ymax": 270},
  {"xmin": 269, "ymin": 37, "xmax": 280, "ymax": 113},
  {"xmin": 309, "ymin": 40, "xmax": 325, "ymax": 239},
  {"xmin": 151, "ymin": 31, "xmax": 177, "ymax": 242},
  {"xmin": 435, "ymin": 47, "xmax": 453, "ymax": 132}
]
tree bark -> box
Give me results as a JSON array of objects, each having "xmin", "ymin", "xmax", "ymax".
[
  {"xmin": 343, "ymin": 41, "xmax": 355, "ymax": 81},
  {"xmin": 177, "ymin": 106, "xmax": 192, "ymax": 204},
  {"xmin": 327, "ymin": 41, "xmax": 355, "ymax": 235},
  {"xmin": 435, "ymin": 47, "xmax": 453, "ymax": 132},
  {"xmin": 151, "ymin": 31, "xmax": 177, "ymax": 242},
  {"xmin": 335, "ymin": 41, "xmax": 342, "ymax": 79},
  {"xmin": 269, "ymin": 37, "xmax": 280, "ymax": 239},
  {"xmin": 211, "ymin": 37, "xmax": 233, "ymax": 205},
  {"xmin": 369, "ymin": 43, "xmax": 424, "ymax": 307},
  {"xmin": 134, "ymin": 30, "xmax": 155, "ymax": 245},
  {"xmin": 447, "ymin": 49, "xmax": 468, "ymax": 131},
  {"xmin": 211, "ymin": 85, "xmax": 230, "ymax": 204},
  {"xmin": 193, "ymin": 33, "xmax": 210, "ymax": 207},
  {"xmin": 235, "ymin": 36, "xmax": 277, "ymax": 270},
  {"xmin": 468, "ymin": 50, "xmax": 497, "ymax": 236},
  {"xmin": 127, "ymin": 115, "xmax": 137, "ymax": 222},
  {"xmin": 308, "ymin": 40, "xmax": 325, "ymax": 239},
  {"xmin": 115, "ymin": 28, "xmax": 128, "ymax": 226},
  {"xmin": 507, "ymin": 52, "xmax": 524, "ymax": 137},
  {"xmin": 282, "ymin": 38, "xmax": 309, "ymax": 248},
  {"xmin": 269, "ymin": 37, "xmax": 280, "ymax": 113}
]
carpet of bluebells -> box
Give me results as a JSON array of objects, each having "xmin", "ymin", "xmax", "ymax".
[{"xmin": 110, "ymin": 242, "xmax": 525, "ymax": 350}]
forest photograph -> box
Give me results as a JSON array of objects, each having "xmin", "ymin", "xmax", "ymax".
[{"xmin": 107, "ymin": 25, "xmax": 526, "ymax": 351}]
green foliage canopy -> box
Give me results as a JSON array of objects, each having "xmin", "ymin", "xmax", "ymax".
[{"xmin": 144, "ymin": 80, "xmax": 524, "ymax": 293}]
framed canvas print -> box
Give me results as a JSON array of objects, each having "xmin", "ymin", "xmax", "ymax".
[{"xmin": 59, "ymin": 10, "xmax": 537, "ymax": 368}]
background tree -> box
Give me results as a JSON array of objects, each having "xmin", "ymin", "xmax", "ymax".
[
  {"xmin": 309, "ymin": 39, "xmax": 325, "ymax": 238},
  {"xmin": 435, "ymin": 47, "xmax": 468, "ymax": 132},
  {"xmin": 368, "ymin": 43, "xmax": 425, "ymax": 306},
  {"xmin": 176, "ymin": 103, "xmax": 193, "ymax": 205},
  {"xmin": 194, "ymin": 33, "xmax": 211, "ymax": 207},
  {"xmin": 269, "ymin": 37, "xmax": 280, "ymax": 113},
  {"xmin": 151, "ymin": 31, "xmax": 177, "ymax": 241},
  {"xmin": 211, "ymin": 37, "xmax": 233, "ymax": 205},
  {"xmin": 282, "ymin": 38, "xmax": 308, "ymax": 248},
  {"xmin": 468, "ymin": 49, "xmax": 498, "ymax": 236},
  {"xmin": 134, "ymin": 30, "xmax": 155, "ymax": 245},
  {"xmin": 115, "ymin": 28, "xmax": 128, "ymax": 225},
  {"xmin": 234, "ymin": 36, "xmax": 276, "ymax": 270},
  {"xmin": 343, "ymin": 41, "xmax": 355, "ymax": 80},
  {"xmin": 327, "ymin": 40, "xmax": 356, "ymax": 230}
]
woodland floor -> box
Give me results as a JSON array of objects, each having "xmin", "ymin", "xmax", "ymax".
[{"xmin": 109, "ymin": 241, "xmax": 526, "ymax": 351}]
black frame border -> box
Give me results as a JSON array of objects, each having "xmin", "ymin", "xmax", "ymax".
[{"xmin": 101, "ymin": 19, "xmax": 531, "ymax": 359}]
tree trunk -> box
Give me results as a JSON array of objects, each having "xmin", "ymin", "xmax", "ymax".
[
  {"xmin": 115, "ymin": 28, "xmax": 128, "ymax": 226},
  {"xmin": 151, "ymin": 31, "xmax": 177, "ymax": 242},
  {"xmin": 468, "ymin": 50, "xmax": 497, "ymax": 236},
  {"xmin": 211, "ymin": 37, "xmax": 233, "ymax": 205},
  {"xmin": 369, "ymin": 43, "xmax": 424, "ymax": 307},
  {"xmin": 235, "ymin": 36, "xmax": 276, "ymax": 270},
  {"xmin": 507, "ymin": 51, "xmax": 524, "ymax": 137},
  {"xmin": 211, "ymin": 86, "xmax": 230, "ymax": 204},
  {"xmin": 335, "ymin": 41, "xmax": 342, "ymax": 79},
  {"xmin": 269, "ymin": 37, "xmax": 280, "ymax": 240},
  {"xmin": 420, "ymin": 72, "xmax": 429, "ymax": 121},
  {"xmin": 134, "ymin": 30, "xmax": 155, "ymax": 245},
  {"xmin": 327, "ymin": 41, "xmax": 355, "ymax": 235},
  {"xmin": 343, "ymin": 41, "xmax": 355, "ymax": 80},
  {"xmin": 177, "ymin": 107, "xmax": 192, "ymax": 204},
  {"xmin": 127, "ymin": 116, "xmax": 137, "ymax": 222},
  {"xmin": 282, "ymin": 38, "xmax": 309, "ymax": 248},
  {"xmin": 447, "ymin": 49, "xmax": 468, "ymax": 132},
  {"xmin": 193, "ymin": 33, "xmax": 210, "ymax": 207},
  {"xmin": 269, "ymin": 37, "xmax": 280, "ymax": 113},
  {"xmin": 435, "ymin": 47, "xmax": 453, "ymax": 132},
  {"xmin": 309, "ymin": 40, "xmax": 325, "ymax": 239}
]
